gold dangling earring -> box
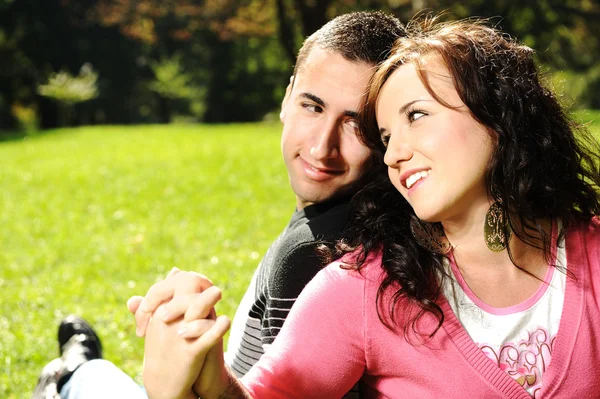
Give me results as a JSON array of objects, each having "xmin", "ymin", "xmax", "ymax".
[
  {"xmin": 410, "ymin": 217, "xmax": 452, "ymax": 255},
  {"xmin": 484, "ymin": 201, "xmax": 511, "ymax": 252}
]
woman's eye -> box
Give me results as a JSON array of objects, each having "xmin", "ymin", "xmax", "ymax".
[
  {"xmin": 407, "ymin": 109, "xmax": 426, "ymax": 123},
  {"xmin": 380, "ymin": 132, "xmax": 390, "ymax": 147}
]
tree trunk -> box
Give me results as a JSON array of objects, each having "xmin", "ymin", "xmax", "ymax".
[
  {"xmin": 275, "ymin": 0, "xmax": 297, "ymax": 66},
  {"xmin": 294, "ymin": 0, "xmax": 333, "ymax": 38},
  {"xmin": 157, "ymin": 94, "xmax": 171, "ymax": 124},
  {"xmin": 38, "ymin": 95, "xmax": 59, "ymax": 129}
]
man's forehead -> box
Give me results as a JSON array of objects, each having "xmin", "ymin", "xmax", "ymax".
[
  {"xmin": 292, "ymin": 48, "xmax": 374, "ymax": 101},
  {"xmin": 296, "ymin": 47, "xmax": 373, "ymax": 75}
]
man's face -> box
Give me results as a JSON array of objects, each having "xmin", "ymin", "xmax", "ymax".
[{"xmin": 280, "ymin": 47, "xmax": 374, "ymax": 210}]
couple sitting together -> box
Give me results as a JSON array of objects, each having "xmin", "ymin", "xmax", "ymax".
[{"xmin": 35, "ymin": 10, "xmax": 600, "ymax": 399}]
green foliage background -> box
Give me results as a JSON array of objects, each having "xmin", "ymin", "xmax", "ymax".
[{"xmin": 1, "ymin": 0, "xmax": 599, "ymax": 132}]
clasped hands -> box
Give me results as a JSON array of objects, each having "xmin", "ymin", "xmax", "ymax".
[{"xmin": 127, "ymin": 268, "xmax": 231, "ymax": 399}]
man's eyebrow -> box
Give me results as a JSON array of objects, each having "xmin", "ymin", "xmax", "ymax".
[
  {"xmin": 299, "ymin": 92, "xmax": 358, "ymax": 118},
  {"xmin": 299, "ymin": 92, "xmax": 326, "ymax": 107}
]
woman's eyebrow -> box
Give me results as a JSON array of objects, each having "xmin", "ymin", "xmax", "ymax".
[{"xmin": 398, "ymin": 99, "xmax": 420, "ymax": 115}]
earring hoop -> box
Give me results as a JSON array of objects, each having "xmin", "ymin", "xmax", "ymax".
[{"xmin": 484, "ymin": 201, "xmax": 511, "ymax": 252}]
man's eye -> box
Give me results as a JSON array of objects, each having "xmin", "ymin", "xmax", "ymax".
[
  {"xmin": 302, "ymin": 103, "xmax": 323, "ymax": 113},
  {"xmin": 346, "ymin": 119, "xmax": 359, "ymax": 129}
]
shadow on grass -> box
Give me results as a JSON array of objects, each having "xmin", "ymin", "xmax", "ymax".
[
  {"xmin": 0, "ymin": 128, "xmax": 66, "ymax": 143},
  {"xmin": 0, "ymin": 130, "xmax": 29, "ymax": 142},
  {"xmin": 0, "ymin": 126, "xmax": 90, "ymax": 143}
]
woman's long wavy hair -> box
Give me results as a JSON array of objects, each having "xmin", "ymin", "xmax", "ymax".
[{"xmin": 323, "ymin": 17, "xmax": 600, "ymax": 336}]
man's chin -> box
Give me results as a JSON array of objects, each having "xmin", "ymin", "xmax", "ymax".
[{"xmin": 293, "ymin": 186, "xmax": 353, "ymax": 209}]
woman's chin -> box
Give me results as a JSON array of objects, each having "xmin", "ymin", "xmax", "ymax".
[{"xmin": 412, "ymin": 209, "xmax": 440, "ymax": 223}]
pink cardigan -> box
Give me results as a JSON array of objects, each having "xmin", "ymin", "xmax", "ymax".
[{"xmin": 241, "ymin": 219, "xmax": 600, "ymax": 398}]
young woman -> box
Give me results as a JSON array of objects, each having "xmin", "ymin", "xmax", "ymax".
[{"xmin": 142, "ymin": 17, "xmax": 600, "ymax": 399}]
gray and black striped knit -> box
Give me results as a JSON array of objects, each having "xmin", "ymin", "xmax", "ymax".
[{"xmin": 225, "ymin": 196, "xmax": 350, "ymax": 375}]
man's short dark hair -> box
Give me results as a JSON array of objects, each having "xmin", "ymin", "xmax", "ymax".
[{"xmin": 293, "ymin": 11, "xmax": 406, "ymax": 76}]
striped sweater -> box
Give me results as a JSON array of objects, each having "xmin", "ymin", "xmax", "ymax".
[{"xmin": 225, "ymin": 197, "xmax": 351, "ymax": 377}]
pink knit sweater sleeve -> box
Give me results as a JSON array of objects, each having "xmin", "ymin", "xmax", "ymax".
[{"xmin": 240, "ymin": 261, "xmax": 367, "ymax": 399}]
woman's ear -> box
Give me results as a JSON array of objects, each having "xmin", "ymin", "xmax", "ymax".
[{"xmin": 280, "ymin": 75, "xmax": 294, "ymax": 122}]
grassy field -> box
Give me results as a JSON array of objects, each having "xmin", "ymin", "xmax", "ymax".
[
  {"xmin": 576, "ymin": 109, "xmax": 600, "ymax": 130},
  {"xmin": 2, "ymin": 111, "xmax": 599, "ymax": 398},
  {"xmin": 0, "ymin": 123, "xmax": 293, "ymax": 398}
]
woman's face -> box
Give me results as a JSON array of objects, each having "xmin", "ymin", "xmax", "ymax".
[{"xmin": 376, "ymin": 58, "xmax": 495, "ymax": 224}]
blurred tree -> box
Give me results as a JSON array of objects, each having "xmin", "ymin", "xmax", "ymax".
[
  {"xmin": 146, "ymin": 53, "xmax": 202, "ymax": 122},
  {"xmin": 0, "ymin": 0, "xmax": 144, "ymax": 130},
  {"xmin": 94, "ymin": 0, "xmax": 288, "ymax": 122},
  {"xmin": 38, "ymin": 63, "xmax": 99, "ymax": 126}
]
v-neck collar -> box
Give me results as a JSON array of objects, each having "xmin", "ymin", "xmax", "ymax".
[{"xmin": 438, "ymin": 224, "xmax": 585, "ymax": 398}]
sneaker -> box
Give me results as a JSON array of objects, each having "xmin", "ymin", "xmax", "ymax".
[
  {"xmin": 56, "ymin": 315, "xmax": 103, "ymax": 391},
  {"xmin": 31, "ymin": 358, "xmax": 62, "ymax": 399},
  {"xmin": 58, "ymin": 315, "xmax": 103, "ymax": 358}
]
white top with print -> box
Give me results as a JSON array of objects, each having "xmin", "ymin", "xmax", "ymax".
[{"xmin": 443, "ymin": 239, "xmax": 566, "ymax": 398}]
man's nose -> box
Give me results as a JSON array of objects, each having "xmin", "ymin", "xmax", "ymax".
[{"xmin": 310, "ymin": 120, "xmax": 340, "ymax": 160}]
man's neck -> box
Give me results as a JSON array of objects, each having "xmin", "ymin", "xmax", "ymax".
[{"xmin": 296, "ymin": 194, "xmax": 352, "ymax": 214}]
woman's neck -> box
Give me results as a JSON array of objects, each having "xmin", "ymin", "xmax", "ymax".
[
  {"xmin": 441, "ymin": 199, "xmax": 496, "ymax": 264},
  {"xmin": 441, "ymin": 206, "xmax": 552, "ymax": 307}
]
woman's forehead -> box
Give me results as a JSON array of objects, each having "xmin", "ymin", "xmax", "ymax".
[{"xmin": 374, "ymin": 58, "xmax": 465, "ymax": 118}]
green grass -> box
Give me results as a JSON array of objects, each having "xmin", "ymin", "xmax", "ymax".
[
  {"xmin": 2, "ymin": 116, "xmax": 600, "ymax": 398},
  {"xmin": 0, "ymin": 123, "xmax": 293, "ymax": 398},
  {"xmin": 574, "ymin": 109, "xmax": 600, "ymax": 140}
]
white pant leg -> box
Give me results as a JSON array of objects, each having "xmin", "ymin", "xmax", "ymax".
[{"xmin": 60, "ymin": 359, "xmax": 147, "ymax": 399}]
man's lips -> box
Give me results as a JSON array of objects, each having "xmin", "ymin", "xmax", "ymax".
[{"xmin": 299, "ymin": 157, "xmax": 344, "ymax": 181}]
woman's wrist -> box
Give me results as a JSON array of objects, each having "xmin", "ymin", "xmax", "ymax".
[{"xmin": 192, "ymin": 365, "xmax": 234, "ymax": 399}]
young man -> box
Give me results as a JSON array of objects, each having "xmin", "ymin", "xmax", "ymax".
[
  {"xmin": 223, "ymin": 11, "xmax": 404, "ymax": 378},
  {"xmin": 32, "ymin": 11, "xmax": 405, "ymax": 399}
]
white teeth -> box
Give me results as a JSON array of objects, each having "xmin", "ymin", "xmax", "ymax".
[{"xmin": 405, "ymin": 170, "xmax": 430, "ymax": 189}]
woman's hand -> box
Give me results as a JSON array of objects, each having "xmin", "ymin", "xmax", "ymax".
[
  {"xmin": 128, "ymin": 269, "xmax": 231, "ymax": 399},
  {"xmin": 143, "ymin": 287, "xmax": 230, "ymax": 399},
  {"xmin": 127, "ymin": 268, "xmax": 215, "ymax": 337}
]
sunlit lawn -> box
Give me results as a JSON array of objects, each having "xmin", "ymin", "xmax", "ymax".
[
  {"xmin": 0, "ymin": 123, "xmax": 293, "ymax": 398},
  {"xmin": 1, "ymin": 111, "xmax": 599, "ymax": 398},
  {"xmin": 575, "ymin": 109, "xmax": 600, "ymax": 136}
]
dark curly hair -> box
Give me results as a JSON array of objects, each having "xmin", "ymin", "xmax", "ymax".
[{"xmin": 324, "ymin": 17, "xmax": 600, "ymax": 336}]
